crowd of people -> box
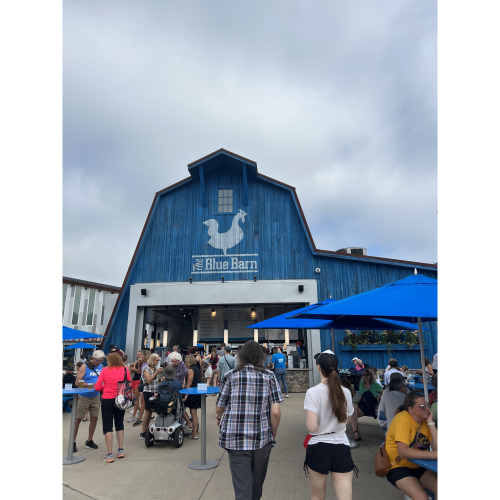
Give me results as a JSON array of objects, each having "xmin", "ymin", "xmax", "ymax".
[{"xmin": 66, "ymin": 343, "xmax": 438, "ymax": 499}]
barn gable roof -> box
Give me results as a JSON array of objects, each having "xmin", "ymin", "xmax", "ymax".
[{"xmin": 101, "ymin": 149, "xmax": 436, "ymax": 347}]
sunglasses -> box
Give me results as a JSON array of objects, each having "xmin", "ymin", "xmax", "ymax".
[{"xmin": 413, "ymin": 404, "xmax": 430, "ymax": 410}]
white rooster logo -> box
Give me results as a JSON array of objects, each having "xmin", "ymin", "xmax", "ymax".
[{"xmin": 203, "ymin": 209, "xmax": 247, "ymax": 255}]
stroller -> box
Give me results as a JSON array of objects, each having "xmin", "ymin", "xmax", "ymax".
[{"xmin": 144, "ymin": 380, "xmax": 192, "ymax": 448}]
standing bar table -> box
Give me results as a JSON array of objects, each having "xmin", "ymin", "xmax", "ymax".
[
  {"xmin": 180, "ymin": 387, "xmax": 219, "ymax": 470},
  {"xmin": 63, "ymin": 388, "xmax": 93, "ymax": 465}
]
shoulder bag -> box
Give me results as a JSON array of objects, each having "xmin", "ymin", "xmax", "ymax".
[
  {"xmin": 374, "ymin": 421, "xmax": 422, "ymax": 477},
  {"xmin": 115, "ymin": 367, "xmax": 134, "ymax": 410}
]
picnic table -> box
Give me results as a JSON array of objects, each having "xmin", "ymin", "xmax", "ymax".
[
  {"xmin": 408, "ymin": 458, "xmax": 438, "ymax": 473},
  {"xmin": 410, "ymin": 382, "xmax": 436, "ymax": 392}
]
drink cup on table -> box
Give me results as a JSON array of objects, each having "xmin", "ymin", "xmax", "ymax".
[{"xmin": 78, "ymin": 380, "xmax": 85, "ymax": 389}]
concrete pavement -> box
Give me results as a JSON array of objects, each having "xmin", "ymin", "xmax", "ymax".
[{"xmin": 63, "ymin": 394, "xmax": 403, "ymax": 500}]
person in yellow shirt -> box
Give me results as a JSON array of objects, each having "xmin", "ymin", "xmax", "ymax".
[{"xmin": 385, "ymin": 392, "xmax": 437, "ymax": 499}]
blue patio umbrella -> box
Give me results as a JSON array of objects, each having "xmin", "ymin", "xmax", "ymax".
[
  {"xmin": 293, "ymin": 275, "xmax": 437, "ymax": 323},
  {"xmin": 63, "ymin": 326, "xmax": 104, "ymax": 341},
  {"xmin": 63, "ymin": 342, "xmax": 98, "ymax": 350},
  {"xmin": 293, "ymin": 274, "xmax": 437, "ymax": 401}
]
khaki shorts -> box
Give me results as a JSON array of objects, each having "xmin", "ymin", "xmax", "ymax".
[{"xmin": 76, "ymin": 395, "xmax": 101, "ymax": 419}]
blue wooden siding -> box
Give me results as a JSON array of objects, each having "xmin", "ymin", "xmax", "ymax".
[{"xmin": 104, "ymin": 156, "xmax": 437, "ymax": 357}]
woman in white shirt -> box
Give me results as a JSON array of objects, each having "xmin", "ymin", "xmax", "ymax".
[{"xmin": 304, "ymin": 351, "xmax": 358, "ymax": 500}]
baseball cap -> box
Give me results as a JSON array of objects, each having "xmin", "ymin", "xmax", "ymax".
[
  {"xmin": 314, "ymin": 351, "xmax": 339, "ymax": 373},
  {"xmin": 109, "ymin": 344, "xmax": 118, "ymax": 351},
  {"xmin": 224, "ymin": 345, "xmax": 232, "ymax": 353},
  {"xmin": 162, "ymin": 366, "xmax": 176, "ymax": 380},
  {"xmin": 351, "ymin": 357, "xmax": 360, "ymax": 362}
]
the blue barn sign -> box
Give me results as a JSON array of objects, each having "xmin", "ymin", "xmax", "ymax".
[{"xmin": 101, "ymin": 149, "xmax": 437, "ymax": 378}]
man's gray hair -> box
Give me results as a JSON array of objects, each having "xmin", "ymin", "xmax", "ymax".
[
  {"xmin": 93, "ymin": 350, "xmax": 105, "ymax": 360},
  {"xmin": 173, "ymin": 345, "xmax": 178, "ymax": 351}
]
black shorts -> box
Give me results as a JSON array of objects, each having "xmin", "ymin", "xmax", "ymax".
[
  {"xmin": 100, "ymin": 398, "xmax": 125, "ymax": 435},
  {"xmin": 143, "ymin": 391, "xmax": 155, "ymax": 411},
  {"xmin": 386, "ymin": 466, "xmax": 427, "ymax": 488},
  {"xmin": 305, "ymin": 442, "xmax": 354, "ymax": 475}
]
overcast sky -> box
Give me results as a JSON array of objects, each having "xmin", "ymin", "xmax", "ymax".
[{"xmin": 63, "ymin": 0, "xmax": 437, "ymax": 286}]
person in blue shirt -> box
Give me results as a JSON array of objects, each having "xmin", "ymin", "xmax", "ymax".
[{"xmin": 271, "ymin": 348, "xmax": 289, "ymax": 398}]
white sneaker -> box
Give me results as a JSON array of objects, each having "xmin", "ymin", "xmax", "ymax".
[
  {"xmin": 127, "ymin": 416, "xmax": 136, "ymax": 423},
  {"xmin": 129, "ymin": 409, "xmax": 134, "ymax": 413}
]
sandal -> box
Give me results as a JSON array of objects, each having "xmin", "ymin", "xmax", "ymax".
[{"xmin": 353, "ymin": 431, "xmax": 361, "ymax": 441}]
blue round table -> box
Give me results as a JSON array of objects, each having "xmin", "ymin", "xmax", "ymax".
[
  {"xmin": 180, "ymin": 387, "xmax": 220, "ymax": 470},
  {"xmin": 63, "ymin": 388, "xmax": 97, "ymax": 465}
]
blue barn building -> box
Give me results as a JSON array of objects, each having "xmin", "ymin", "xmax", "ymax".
[{"xmin": 103, "ymin": 149, "xmax": 437, "ymax": 387}]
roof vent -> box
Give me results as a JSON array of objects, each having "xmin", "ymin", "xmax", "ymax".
[{"xmin": 337, "ymin": 247, "xmax": 367, "ymax": 256}]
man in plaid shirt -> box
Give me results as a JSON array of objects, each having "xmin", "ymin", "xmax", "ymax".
[{"xmin": 216, "ymin": 341, "xmax": 283, "ymax": 500}]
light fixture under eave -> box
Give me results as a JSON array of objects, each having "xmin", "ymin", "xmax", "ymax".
[
  {"xmin": 193, "ymin": 321, "xmax": 198, "ymax": 347},
  {"xmin": 224, "ymin": 318, "xmax": 229, "ymax": 345},
  {"xmin": 251, "ymin": 306, "xmax": 256, "ymax": 318},
  {"xmin": 211, "ymin": 308, "xmax": 216, "ymax": 317},
  {"xmin": 163, "ymin": 320, "xmax": 168, "ymax": 347}
]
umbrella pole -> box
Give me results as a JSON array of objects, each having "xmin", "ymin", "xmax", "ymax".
[{"xmin": 418, "ymin": 318, "xmax": 429, "ymax": 403}]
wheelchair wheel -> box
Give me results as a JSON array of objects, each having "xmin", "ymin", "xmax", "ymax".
[
  {"xmin": 173, "ymin": 427, "xmax": 184, "ymax": 448},
  {"xmin": 145, "ymin": 428, "xmax": 154, "ymax": 448}
]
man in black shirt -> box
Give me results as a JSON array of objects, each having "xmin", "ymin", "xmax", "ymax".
[{"xmin": 62, "ymin": 369, "xmax": 76, "ymax": 388}]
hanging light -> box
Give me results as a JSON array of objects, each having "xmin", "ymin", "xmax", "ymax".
[
  {"xmin": 211, "ymin": 308, "xmax": 216, "ymax": 317},
  {"xmin": 163, "ymin": 320, "xmax": 168, "ymax": 347},
  {"xmin": 251, "ymin": 306, "xmax": 256, "ymax": 318},
  {"xmin": 149, "ymin": 337, "xmax": 155, "ymax": 349},
  {"xmin": 193, "ymin": 320, "xmax": 198, "ymax": 347}
]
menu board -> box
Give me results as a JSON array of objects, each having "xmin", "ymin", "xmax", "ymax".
[
  {"xmin": 198, "ymin": 308, "xmax": 224, "ymax": 340},
  {"xmin": 197, "ymin": 307, "xmax": 264, "ymax": 340}
]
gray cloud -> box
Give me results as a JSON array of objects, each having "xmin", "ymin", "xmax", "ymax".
[{"xmin": 63, "ymin": 0, "xmax": 437, "ymax": 285}]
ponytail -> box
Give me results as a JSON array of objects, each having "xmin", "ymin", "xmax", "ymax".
[
  {"xmin": 396, "ymin": 392, "xmax": 420, "ymax": 414},
  {"xmin": 322, "ymin": 367, "xmax": 347, "ymax": 423}
]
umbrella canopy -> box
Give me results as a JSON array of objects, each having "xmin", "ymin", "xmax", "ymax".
[
  {"xmin": 293, "ymin": 275, "xmax": 437, "ymax": 323},
  {"xmin": 247, "ymin": 299, "xmax": 426, "ymax": 331},
  {"xmin": 63, "ymin": 342, "xmax": 97, "ymax": 350},
  {"xmin": 292, "ymin": 274, "xmax": 437, "ymax": 402},
  {"xmin": 63, "ymin": 326, "xmax": 104, "ymax": 341}
]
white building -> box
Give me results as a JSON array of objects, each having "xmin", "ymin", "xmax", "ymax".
[{"xmin": 62, "ymin": 277, "xmax": 121, "ymax": 371}]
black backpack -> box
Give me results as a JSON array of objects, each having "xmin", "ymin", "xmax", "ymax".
[{"xmin": 149, "ymin": 381, "xmax": 179, "ymax": 414}]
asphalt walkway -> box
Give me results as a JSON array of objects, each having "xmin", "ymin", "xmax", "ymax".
[{"xmin": 63, "ymin": 394, "xmax": 403, "ymax": 500}]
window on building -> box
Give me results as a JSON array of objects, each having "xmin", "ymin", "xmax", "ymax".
[
  {"xmin": 218, "ymin": 188, "xmax": 233, "ymax": 213},
  {"xmin": 72, "ymin": 286, "xmax": 82, "ymax": 325},
  {"xmin": 101, "ymin": 291, "xmax": 110, "ymax": 326},
  {"xmin": 86, "ymin": 288, "xmax": 97, "ymax": 325},
  {"xmin": 62, "ymin": 283, "xmax": 68, "ymax": 319}
]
